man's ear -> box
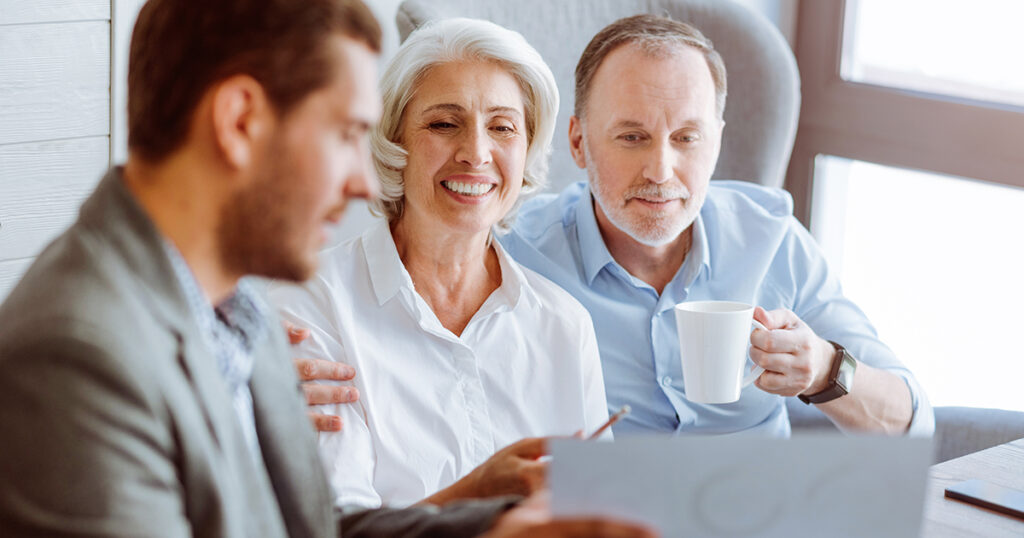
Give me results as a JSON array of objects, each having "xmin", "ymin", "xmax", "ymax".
[
  {"xmin": 210, "ymin": 75, "xmax": 274, "ymax": 170},
  {"xmin": 710, "ymin": 118, "xmax": 726, "ymax": 166},
  {"xmin": 568, "ymin": 115, "xmax": 588, "ymax": 170}
]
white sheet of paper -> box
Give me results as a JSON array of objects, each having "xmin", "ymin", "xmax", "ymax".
[{"xmin": 551, "ymin": 435, "xmax": 933, "ymax": 538}]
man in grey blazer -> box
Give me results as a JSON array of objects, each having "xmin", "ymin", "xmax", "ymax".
[{"xmin": 0, "ymin": 1, "xmax": 650, "ymax": 537}]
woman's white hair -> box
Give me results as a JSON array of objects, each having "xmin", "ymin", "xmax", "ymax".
[{"xmin": 370, "ymin": 17, "xmax": 559, "ymax": 232}]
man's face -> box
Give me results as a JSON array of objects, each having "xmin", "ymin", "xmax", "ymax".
[
  {"xmin": 219, "ymin": 35, "xmax": 380, "ymax": 282},
  {"xmin": 570, "ymin": 43, "xmax": 723, "ymax": 247}
]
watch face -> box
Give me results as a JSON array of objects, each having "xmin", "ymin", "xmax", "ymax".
[
  {"xmin": 835, "ymin": 351, "xmax": 857, "ymax": 393},
  {"xmin": 798, "ymin": 343, "xmax": 858, "ymax": 404}
]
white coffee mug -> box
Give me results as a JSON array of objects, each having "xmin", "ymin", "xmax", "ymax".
[{"xmin": 674, "ymin": 300, "xmax": 767, "ymax": 404}]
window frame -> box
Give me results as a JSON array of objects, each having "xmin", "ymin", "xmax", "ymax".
[{"xmin": 786, "ymin": 0, "xmax": 1024, "ymax": 227}]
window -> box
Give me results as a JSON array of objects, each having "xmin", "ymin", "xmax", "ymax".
[
  {"xmin": 843, "ymin": 0, "xmax": 1024, "ymax": 107},
  {"xmin": 812, "ymin": 157, "xmax": 1024, "ymax": 410},
  {"xmin": 789, "ymin": 0, "xmax": 1024, "ymax": 411}
]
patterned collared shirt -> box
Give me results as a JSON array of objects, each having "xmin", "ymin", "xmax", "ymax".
[{"xmin": 162, "ymin": 242, "xmax": 268, "ymax": 458}]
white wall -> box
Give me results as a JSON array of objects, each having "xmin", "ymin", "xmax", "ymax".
[
  {"xmin": 0, "ymin": 1, "xmax": 115, "ymax": 299},
  {"xmin": 0, "ymin": 0, "xmax": 798, "ymax": 301}
]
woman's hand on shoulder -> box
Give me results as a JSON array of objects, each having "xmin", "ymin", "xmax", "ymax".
[{"xmin": 284, "ymin": 321, "xmax": 359, "ymax": 432}]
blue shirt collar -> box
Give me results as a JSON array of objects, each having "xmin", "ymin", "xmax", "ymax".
[
  {"xmin": 574, "ymin": 185, "xmax": 618, "ymax": 285},
  {"xmin": 573, "ymin": 184, "xmax": 711, "ymax": 288},
  {"xmin": 681, "ymin": 210, "xmax": 712, "ymax": 288}
]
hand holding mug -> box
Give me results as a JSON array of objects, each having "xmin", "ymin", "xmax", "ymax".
[{"xmin": 748, "ymin": 307, "xmax": 836, "ymax": 397}]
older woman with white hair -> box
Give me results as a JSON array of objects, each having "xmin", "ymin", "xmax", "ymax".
[{"xmin": 269, "ymin": 18, "xmax": 609, "ymax": 509}]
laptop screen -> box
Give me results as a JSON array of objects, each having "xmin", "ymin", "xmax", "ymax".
[{"xmin": 551, "ymin": 434, "xmax": 933, "ymax": 537}]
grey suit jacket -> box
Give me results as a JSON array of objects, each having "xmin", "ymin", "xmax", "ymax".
[{"xmin": 0, "ymin": 169, "xmax": 513, "ymax": 537}]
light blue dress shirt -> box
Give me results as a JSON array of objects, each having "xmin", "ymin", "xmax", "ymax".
[{"xmin": 500, "ymin": 180, "xmax": 934, "ymax": 437}]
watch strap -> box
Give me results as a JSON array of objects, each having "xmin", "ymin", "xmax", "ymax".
[{"xmin": 798, "ymin": 341, "xmax": 856, "ymax": 405}]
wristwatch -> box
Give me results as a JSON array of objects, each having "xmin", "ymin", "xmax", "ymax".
[{"xmin": 798, "ymin": 341, "xmax": 857, "ymax": 405}]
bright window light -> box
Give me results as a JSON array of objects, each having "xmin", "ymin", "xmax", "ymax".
[
  {"xmin": 843, "ymin": 0, "xmax": 1024, "ymax": 107},
  {"xmin": 811, "ymin": 156, "xmax": 1024, "ymax": 411}
]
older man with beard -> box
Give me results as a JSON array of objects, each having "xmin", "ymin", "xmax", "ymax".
[{"xmin": 499, "ymin": 14, "xmax": 933, "ymax": 438}]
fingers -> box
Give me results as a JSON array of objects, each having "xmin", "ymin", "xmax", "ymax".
[
  {"xmin": 309, "ymin": 412, "xmax": 343, "ymax": 432},
  {"xmin": 519, "ymin": 489, "xmax": 552, "ymax": 511},
  {"xmin": 506, "ymin": 437, "xmax": 549, "ymax": 459},
  {"xmin": 302, "ymin": 383, "xmax": 359, "ymax": 405},
  {"xmin": 750, "ymin": 319, "xmax": 811, "ymax": 355},
  {"xmin": 751, "ymin": 342, "xmax": 815, "ymax": 383},
  {"xmin": 752, "ymin": 306, "xmax": 772, "ymax": 329},
  {"xmin": 282, "ymin": 320, "xmax": 311, "ymax": 345},
  {"xmin": 748, "ymin": 308, "xmax": 833, "ymax": 396},
  {"xmin": 749, "ymin": 345, "xmax": 808, "ymax": 373},
  {"xmin": 287, "ymin": 326, "xmax": 310, "ymax": 345},
  {"xmin": 754, "ymin": 370, "xmax": 807, "ymax": 396},
  {"xmin": 749, "ymin": 313, "xmax": 823, "ymax": 396},
  {"xmin": 531, "ymin": 520, "xmax": 658, "ymax": 538},
  {"xmin": 753, "ymin": 307, "xmax": 798, "ymax": 331},
  {"xmin": 293, "ymin": 358, "xmax": 356, "ymax": 381},
  {"xmin": 519, "ymin": 460, "xmax": 548, "ymax": 493},
  {"xmin": 751, "ymin": 344, "xmax": 819, "ymax": 395},
  {"xmin": 465, "ymin": 450, "xmax": 548, "ymax": 499},
  {"xmin": 488, "ymin": 491, "xmax": 657, "ymax": 538}
]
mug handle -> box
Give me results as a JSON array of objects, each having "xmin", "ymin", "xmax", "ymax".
[{"xmin": 742, "ymin": 319, "xmax": 769, "ymax": 387}]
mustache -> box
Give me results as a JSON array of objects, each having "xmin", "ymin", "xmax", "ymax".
[{"xmin": 625, "ymin": 183, "xmax": 691, "ymax": 201}]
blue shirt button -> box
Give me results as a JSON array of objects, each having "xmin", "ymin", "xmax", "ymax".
[{"xmin": 661, "ymin": 376, "xmax": 672, "ymax": 387}]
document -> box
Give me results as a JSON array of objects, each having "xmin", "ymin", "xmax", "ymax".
[{"xmin": 550, "ymin": 435, "xmax": 932, "ymax": 538}]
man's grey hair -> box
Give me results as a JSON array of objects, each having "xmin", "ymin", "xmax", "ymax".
[
  {"xmin": 575, "ymin": 14, "xmax": 727, "ymax": 120},
  {"xmin": 370, "ymin": 17, "xmax": 559, "ymax": 232}
]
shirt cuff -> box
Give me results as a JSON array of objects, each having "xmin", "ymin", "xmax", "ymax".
[{"xmin": 891, "ymin": 368, "xmax": 935, "ymax": 437}]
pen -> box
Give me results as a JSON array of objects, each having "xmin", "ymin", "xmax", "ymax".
[{"xmin": 586, "ymin": 404, "xmax": 631, "ymax": 440}]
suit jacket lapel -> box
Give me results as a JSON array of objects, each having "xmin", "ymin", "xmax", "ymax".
[
  {"xmin": 80, "ymin": 170, "xmax": 242, "ymax": 454},
  {"xmin": 172, "ymin": 327, "xmax": 243, "ymax": 452},
  {"xmin": 250, "ymin": 319, "xmax": 335, "ymax": 538},
  {"xmin": 84, "ymin": 168, "xmax": 331, "ymax": 536}
]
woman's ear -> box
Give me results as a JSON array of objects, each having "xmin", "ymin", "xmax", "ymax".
[{"xmin": 209, "ymin": 74, "xmax": 274, "ymax": 170}]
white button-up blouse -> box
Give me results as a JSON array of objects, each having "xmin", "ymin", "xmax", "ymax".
[{"xmin": 269, "ymin": 219, "xmax": 610, "ymax": 508}]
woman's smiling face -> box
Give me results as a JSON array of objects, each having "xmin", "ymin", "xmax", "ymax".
[{"xmin": 398, "ymin": 60, "xmax": 528, "ymax": 236}]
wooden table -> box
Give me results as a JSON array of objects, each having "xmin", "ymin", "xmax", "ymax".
[{"xmin": 921, "ymin": 437, "xmax": 1024, "ymax": 536}]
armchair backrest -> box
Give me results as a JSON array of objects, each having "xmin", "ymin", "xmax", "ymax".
[{"xmin": 396, "ymin": 0, "xmax": 800, "ymax": 190}]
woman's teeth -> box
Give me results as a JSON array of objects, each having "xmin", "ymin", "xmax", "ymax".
[{"xmin": 442, "ymin": 181, "xmax": 496, "ymax": 196}]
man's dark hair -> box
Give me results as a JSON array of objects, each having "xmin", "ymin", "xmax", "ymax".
[{"xmin": 127, "ymin": 0, "xmax": 381, "ymax": 162}]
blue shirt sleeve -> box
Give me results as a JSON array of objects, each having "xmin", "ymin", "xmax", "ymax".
[{"xmin": 776, "ymin": 216, "xmax": 935, "ymax": 436}]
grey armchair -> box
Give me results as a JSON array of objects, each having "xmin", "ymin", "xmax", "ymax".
[
  {"xmin": 396, "ymin": 0, "xmax": 1024, "ymax": 463},
  {"xmin": 788, "ymin": 400, "xmax": 1024, "ymax": 463},
  {"xmin": 397, "ymin": 0, "xmax": 800, "ymax": 191}
]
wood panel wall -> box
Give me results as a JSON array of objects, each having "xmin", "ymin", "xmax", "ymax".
[{"xmin": 0, "ymin": 1, "xmax": 112, "ymax": 300}]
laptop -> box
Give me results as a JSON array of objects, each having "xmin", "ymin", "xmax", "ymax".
[{"xmin": 550, "ymin": 434, "xmax": 933, "ymax": 538}]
